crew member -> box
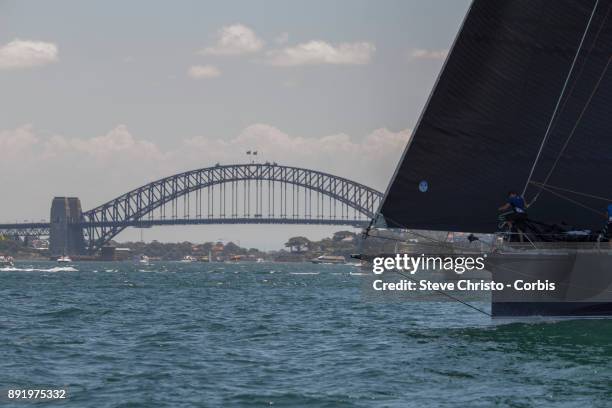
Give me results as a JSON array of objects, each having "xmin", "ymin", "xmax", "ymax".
[{"xmin": 498, "ymin": 191, "xmax": 528, "ymax": 234}]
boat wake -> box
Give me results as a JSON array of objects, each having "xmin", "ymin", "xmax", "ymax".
[{"xmin": 0, "ymin": 266, "xmax": 79, "ymax": 273}]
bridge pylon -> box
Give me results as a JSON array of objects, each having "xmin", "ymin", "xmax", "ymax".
[{"xmin": 49, "ymin": 197, "xmax": 86, "ymax": 256}]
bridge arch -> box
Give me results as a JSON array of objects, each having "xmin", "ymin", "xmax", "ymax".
[{"xmin": 83, "ymin": 163, "xmax": 383, "ymax": 251}]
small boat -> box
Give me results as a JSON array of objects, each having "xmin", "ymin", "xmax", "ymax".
[
  {"xmin": 311, "ymin": 255, "xmax": 346, "ymax": 265},
  {"xmin": 0, "ymin": 255, "xmax": 14, "ymax": 267},
  {"xmin": 136, "ymin": 255, "xmax": 150, "ymax": 265},
  {"xmin": 180, "ymin": 255, "xmax": 197, "ymax": 263},
  {"xmin": 57, "ymin": 255, "xmax": 72, "ymax": 264}
]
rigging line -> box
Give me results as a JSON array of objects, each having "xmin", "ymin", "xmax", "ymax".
[
  {"xmin": 389, "ymin": 269, "xmax": 491, "ymax": 317},
  {"xmin": 542, "ymin": 3, "xmax": 612, "ymax": 145},
  {"xmin": 522, "ymin": 0, "xmax": 600, "ymax": 198},
  {"xmin": 530, "ymin": 181, "xmax": 612, "ymax": 203},
  {"xmin": 530, "ymin": 55, "xmax": 612, "ymax": 205},
  {"xmin": 363, "ymin": 216, "xmax": 377, "ymax": 239},
  {"xmin": 535, "ymin": 183, "xmax": 603, "ymax": 216}
]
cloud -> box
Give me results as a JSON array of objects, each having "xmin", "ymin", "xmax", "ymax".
[
  {"xmin": 200, "ymin": 24, "xmax": 264, "ymax": 56},
  {"xmin": 0, "ymin": 39, "xmax": 58, "ymax": 70},
  {"xmin": 0, "ymin": 125, "xmax": 39, "ymax": 154},
  {"xmin": 180, "ymin": 124, "xmax": 410, "ymax": 189},
  {"xmin": 266, "ymin": 41, "xmax": 375, "ymax": 67},
  {"xmin": 0, "ymin": 125, "xmax": 170, "ymax": 210},
  {"xmin": 44, "ymin": 125, "xmax": 164, "ymax": 161},
  {"xmin": 275, "ymin": 32, "xmax": 289, "ymax": 45},
  {"xmin": 188, "ymin": 65, "xmax": 221, "ymax": 79},
  {"xmin": 0, "ymin": 124, "xmax": 163, "ymax": 163},
  {"xmin": 0, "ymin": 124, "xmax": 410, "ymax": 195},
  {"xmin": 410, "ymin": 48, "xmax": 448, "ymax": 60}
]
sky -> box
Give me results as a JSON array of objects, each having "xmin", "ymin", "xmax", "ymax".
[{"xmin": 0, "ymin": 0, "xmax": 470, "ymax": 249}]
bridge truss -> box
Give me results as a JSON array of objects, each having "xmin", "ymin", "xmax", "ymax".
[
  {"xmin": 0, "ymin": 223, "xmax": 50, "ymax": 238},
  {"xmin": 83, "ymin": 163, "xmax": 382, "ymax": 252}
]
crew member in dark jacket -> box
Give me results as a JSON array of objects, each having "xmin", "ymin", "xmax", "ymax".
[{"xmin": 498, "ymin": 191, "xmax": 528, "ymax": 233}]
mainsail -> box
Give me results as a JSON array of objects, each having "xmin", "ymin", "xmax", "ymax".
[{"xmin": 378, "ymin": 0, "xmax": 612, "ymax": 233}]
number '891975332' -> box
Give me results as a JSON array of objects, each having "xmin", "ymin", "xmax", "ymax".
[{"xmin": 7, "ymin": 389, "xmax": 67, "ymax": 399}]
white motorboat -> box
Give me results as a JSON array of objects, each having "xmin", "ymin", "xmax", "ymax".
[
  {"xmin": 0, "ymin": 255, "xmax": 14, "ymax": 267},
  {"xmin": 310, "ymin": 255, "xmax": 346, "ymax": 265},
  {"xmin": 136, "ymin": 255, "xmax": 150, "ymax": 265},
  {"xmin": 57, "ymin": 255, "xmax": 72, "ymax": 263}
]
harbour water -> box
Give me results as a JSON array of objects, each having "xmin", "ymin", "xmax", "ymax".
[{"xmin": 1, "ymin": 261, "xmax": 611, "ymax": 407}]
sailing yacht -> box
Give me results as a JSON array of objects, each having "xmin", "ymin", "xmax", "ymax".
[{"xmin": 371, "ymin": 0, "xmax": 612, "ymax": 317}]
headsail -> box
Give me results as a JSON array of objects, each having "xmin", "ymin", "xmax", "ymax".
[{"xmin": 378, "ymin": 0, "xmax": 612, "ymax": 233}]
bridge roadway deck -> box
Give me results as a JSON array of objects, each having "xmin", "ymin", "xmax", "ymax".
[{"xmin": 0, "ymin": 217, "xmax": 368, "ymax": 234}]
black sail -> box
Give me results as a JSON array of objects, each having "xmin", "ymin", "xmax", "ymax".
[{"xmin": 379, "ymin": 0, "xmax": 612, "ymax": 233}]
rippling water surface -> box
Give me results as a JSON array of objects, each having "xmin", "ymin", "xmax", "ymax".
[{"xmin": 1, "ymin": 261, "xmax": 611, "ymax": 407}]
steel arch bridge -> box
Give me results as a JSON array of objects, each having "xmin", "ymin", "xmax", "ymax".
[
  {"xmin": 0, "ymin": 163, "xmax": 383, "ymax": 253},
  {"xmin": 82, "ymin": 163, "xmax": 383, "ymax": 252}
]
